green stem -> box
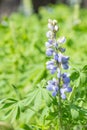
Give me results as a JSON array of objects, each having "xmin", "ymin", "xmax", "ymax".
[
  {"xmin": 58, "ymin": 79, "xmax": 63, "ymax": 130},
  {"xmin": 53, "ymin": 27, "xmax": 63, "ymax": 130},
  {"xmin": 54, "ymin": 31, "xmax": 63, "ymax": 130},
  {"xmin": 56, "ymin": 65, "xmax": 63, "ymax": 130}
]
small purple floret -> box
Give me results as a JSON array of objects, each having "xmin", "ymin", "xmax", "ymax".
[{"xmin": 46, "ymin": 48, "xmax": 54, "ymax": 56}]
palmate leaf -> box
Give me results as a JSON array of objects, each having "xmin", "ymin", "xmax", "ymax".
[
  {"xmin": 24, "ymin": 89, "xmax": 39, "ymax": 107},
  {"xmin": 0, "ymin": 80, "xmax": 50, "ymax": 122},
  {"xmin": 0, "ymin": 98, "xmax": 18, "ymax": 109},
  {"xmin": 0, "ymin": 97, "xmax": 22, "ymax": 121},
  {"xmin": 24, "ymin": 79, "xmax": 51, "ymax": 108},
  {"xmin": 21, "ymin": 80, "xmax": 51, "ymax": 121}
]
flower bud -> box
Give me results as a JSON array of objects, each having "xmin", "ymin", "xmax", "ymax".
[
  {"xmin": 46, "ymin": 31, "xmax": 53, "ymax": 38},
  {"xmin": 53, "ymin": 20, "xmax": 57, "ymax": 25},
  {"xmin": 54, "ymin": 25, "xmax": 59, "ymax": 31}
]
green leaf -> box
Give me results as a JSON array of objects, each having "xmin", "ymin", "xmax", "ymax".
[
  {"xmin": 82, "ymin": 65, "xmax": 87, "ymax": 73},
  {"xmin": 16, "ymin": 106, "xmax": 21, "ymax": 119},
  {"xmin": 0, "ymin": 98, "xmax": 6, "ymax": 104},
  {"xmin": 34, "ymin": 90, "xmax": 42, "ymax": 110},
  {"xmin": 71, "ymin": 109, "xmax": 79, "ymax": 119},
  {"xmin": 11, "ymin": 106, "xmax": 20, "ymax": 122},
  {"xmin": 46, "ymin": 111, "xmax": 58, "ymax": 120},
  {"xmin": 80, "ymin": 72, "xmax": 87, "ymax": 85},
  {"xmin": 68, "ymin": 85, "xmax": 77, "ymax": 101},
  {"xmin": 23, "ymin": 124, "xmax": 32, "ymax": 130},
  {"xmin": 70, "ymin": 70, "xmax": 80, "ymax": 81},
  {"xmin": 41, "ymin": 89, "xmax": 51, "ymax": 105},
  {"xmin": 24, "ymin": 89, "xmax": 39, "ymax": 106},
  {"xmin": 33, "ymin": 68, "xmax": 46, "ymax": 85},
  {"xmin": 71, "ymin": 104, "xmax": 87, "ymax": 116},
  {"xmin": 1, "ymin": 102, "xmax": 15, "ymax": 109},
  {"xmin": 3, "ymin": 109, "xmax": 13, "ymax": 119},
  {"xmin": 7, "ymin": 98, "xmax": 18, "ymax": 102}
]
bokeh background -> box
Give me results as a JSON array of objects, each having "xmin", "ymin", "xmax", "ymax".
[
  {"xmin": 0, "ymin": 0, "xmax": 87, "ymax": 17},
  {"xmin": 0, "ymin": 0, "xmax": 87, "ymax": 130}
]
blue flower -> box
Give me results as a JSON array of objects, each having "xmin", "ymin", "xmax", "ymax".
[
  {"xmin": 66, "ymin": 87, "xmax": 72, "ymax": 92},
  {"xmin": 62, "ymin": 73, "xmax": 70, "ymax": 84},
  {"xmin": 45, "ymin": 19, "xmax": 72, "ymax": 99},
  {"xmin": 59, "ymin": 47, "xmax": 66, "ymax": 53},
  {"xmin": 62, "ymin": 56, "xmax": 69, "ymax": 64},
  {"xmin": 62, "ymin": 63, "xmax": 69, "ymax": 70},
  {"xmin": 46, "ymin": 78, "xmax": 58, "ymax": 96},
  {"xmin": 60, "ymin": 87, "xmax": 72, "ymax": 99},
  {"xmin": 50, "ymin": 67, "xmax": 57, "ymax": 74},
  {"xmin": 61, "ymin": 93, "xmax": 66, "ymax": 99},
  {"xmin": 52, "ymin": 91, "xmax": 58, "ymax": 96},
  {"xmin": 57, "ymin": 37, "xmax": 66, "ymax": 44},
  {"xmin": 57, "ymin": 53, "xmax": 62, "ymax": 63},
  {"xmin": 53, "ymin": 53, "xmax": 59, "ymax": 61},
  {"xmin": 46, "ymin": 48, "xmax": 54, "ymax": 56},
  {"xmin": 46, "ymin": 61, "xmax": 57, "ymax": 74},
  {"xmin": 53, "ymin": 41, "xmax": 58, "ymax": 47},
  {"xmin": 45, "ymin": 42, "xmax": 52, "ymax": 48},
  {"xmin": 45, "ymin": 39, "xmax": 53, "ymax": 48}
]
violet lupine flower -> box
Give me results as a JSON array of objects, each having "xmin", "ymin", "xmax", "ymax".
[
  {"xmin": 46, "ymin": 78, "xmax": 59, "ymax": 97},
  {"xmin": 45, "ymin": 19, "xmax": 72, "ymax": 99}
]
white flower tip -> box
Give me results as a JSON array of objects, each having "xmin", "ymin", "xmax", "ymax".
[
  {"xmin": 54, "ymin": 25, "xmax": 59, "ymax": 31},
  {"xmin": 48, "ymin": 23, "xmax": 54, "ymax": 30},
  {"xmin": 53, "ymin": 20, "xmax": 57, "ymax": 25},
  {"xmin": 48, "ymin": 19, "xmax": 53, "ymax": 24},
  {"xmin": 46, "ymin": 31, "xmax": 53, "ymax": 38}
]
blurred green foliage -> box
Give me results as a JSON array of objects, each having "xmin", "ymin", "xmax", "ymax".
[{"xmin": 0, "ymin": 4, "xmax": 87, "ymax": 130}]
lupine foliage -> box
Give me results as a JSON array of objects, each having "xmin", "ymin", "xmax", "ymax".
[{"xmin": 0, "ymin": 4, "xmax": 87, "ymax": 130}]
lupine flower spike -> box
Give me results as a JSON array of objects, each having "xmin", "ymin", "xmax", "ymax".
[{"xmin": 46, "ymin": 19, "xmax": 72, "ymax": 99}]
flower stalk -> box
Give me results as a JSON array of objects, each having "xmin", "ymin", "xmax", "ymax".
[{"xmin": 45, "ymin": 19, "xmax": 72, "ymax": 129}]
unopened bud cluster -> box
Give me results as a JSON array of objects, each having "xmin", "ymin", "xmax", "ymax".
[{"xmin": 45, "ymin": 19, "xmax": 72, "ymax": 99}]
